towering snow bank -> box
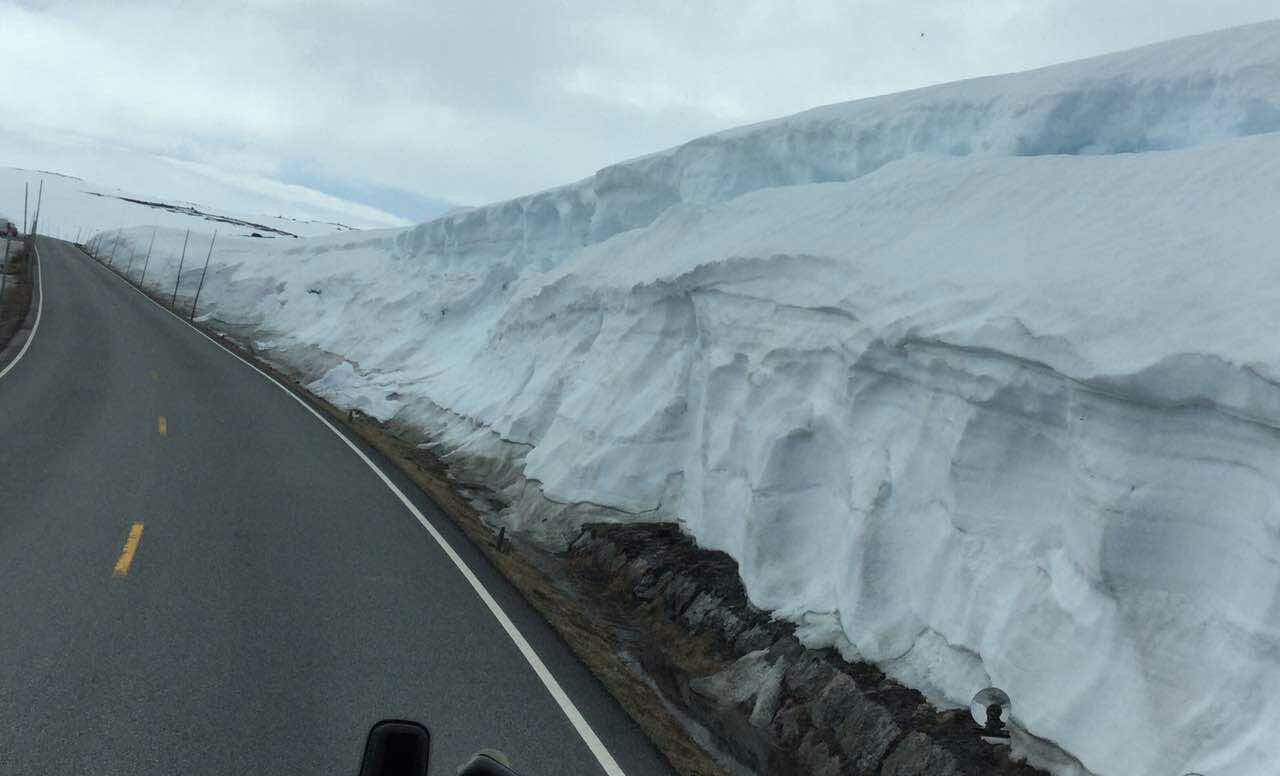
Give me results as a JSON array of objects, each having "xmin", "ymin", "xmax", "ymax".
[
  {"xmin": 399, "ymin": 20, "xmax": 1280, "ymax": 274},
  {"xmin": 98, "ymin": 20, "xmax": 1280, "ymax": 776}
]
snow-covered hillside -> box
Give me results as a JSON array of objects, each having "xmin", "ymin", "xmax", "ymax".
[
  {"xmin": 0, "ymin": 166, "xmax": 368, "ymax": 241},
  {"xmin": 93, "ymin": 20, "xmax": 1280, "ymax": 776}
]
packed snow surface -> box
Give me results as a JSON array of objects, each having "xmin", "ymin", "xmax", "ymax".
[{"xmin": 93, "ymin": 21, "xmax": 1280, "ymax": 776}]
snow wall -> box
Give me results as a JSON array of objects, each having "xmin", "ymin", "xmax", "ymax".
[{"xmin": 99, "ymin": 20, "xmax": 1280, "ymax": 776}]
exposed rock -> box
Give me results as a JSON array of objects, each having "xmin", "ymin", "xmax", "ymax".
[
  {"xmin": 783, "ymin": 652, "xmax": 836, "ymax": 703},
  {"xmin": 734, "ymin": 623, "xmax": 776, "ymax": 654},
  {"xmin": 681, "ymin": 591, "xmax": 723, "ymax": 629},
  {"xmin": 881, "ymin": 732, "xmax": 964, "ymax": 776},
  {"xmin": 797, "ymin": 731, "xmax": 844, "ymax": 776},
  {"xmin": 689, "ymin": 650, "xmax": 775, "ymax": 709},
  {"xmin": 809, "ymin": 673, "xmax": 901, "ymax": 770},
  {"xmin": 569, "ymin": 523, "xmax": 1048, "ymax": 775},
  {"xmin": 766, "ymin": 702, "xmax": 808, "ymax": 750},
  {"xmin": 748, "ymin": 658, "xmax": 787, "ymax": 729}
]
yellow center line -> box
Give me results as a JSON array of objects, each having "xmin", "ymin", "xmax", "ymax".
[
  {"xmin": 157, "ymin": 416, "xmax": 167, "ymax": 436},
  {"xmin": 113, "ymin": 523, "xmax": 145, "ymax": 577}
]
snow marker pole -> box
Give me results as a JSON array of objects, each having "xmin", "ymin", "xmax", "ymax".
[
  {"xmin": 190, "ymin": 230, "xmax": 217, "ymax": 322},
  {"xmin": 124, "ymin": 243, "xmax": 140, "ymax": 279},
  {"xmin": 170, "ymin": 229, "xmax": 190, "ymax": 310},
  {"xmin": 107, "ymin": 229, "xmax": 122, "ymax": 267},
  {"xmin": 138, "ymin": 227, "xmax": 157, "ymax": 290}
]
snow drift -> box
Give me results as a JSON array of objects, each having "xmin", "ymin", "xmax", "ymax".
[{"xmin": 97, "ymin": 21, "xmax": 1280, "ymax": 776}]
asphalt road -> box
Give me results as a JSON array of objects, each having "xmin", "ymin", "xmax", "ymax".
[{"xmin": 0, "ymin": 237, "xmax": 673, "ymax": 776}]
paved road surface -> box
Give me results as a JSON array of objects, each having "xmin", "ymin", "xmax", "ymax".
[{"xmin": 0, "ymin": 237, "xmax": 673, "ymax": 776}]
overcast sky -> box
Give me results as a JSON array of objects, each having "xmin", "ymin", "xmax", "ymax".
[{"xmin": 2, "ymin": 0, "xmax": 1277, "ymax": 225}]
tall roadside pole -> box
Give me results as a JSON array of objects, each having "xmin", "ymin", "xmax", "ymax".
[
  {"xmin": 170, "ymin": 229, "xmax": 191, "ymax": 310},
  {"xmin": 23, "ymin": 182, "xmax": 28, "ymax": 235},
  {"xmin": 31, "ymin": 180, "xmax": 43, "ymax": 236},
  {"xmin": 124, "ymin": 244, "xmax": 140, "ymax": 279},
  {"xmin": 107, "ymin": 229, "xmax": 122, "ymax": 267},
  {"xmin": 138, "ymin": 226, "xmax": 158, "ymax": 289},
  {"xmin": 190, "ymin": 230, "xmax": 217, "ymax": 322}
]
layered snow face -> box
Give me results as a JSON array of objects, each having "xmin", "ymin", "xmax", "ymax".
[
  {"xmin": 398, "ymin": 20, "xmax": 1280, "ymax": 276},
  {"xmin": 92, "ymin": 20, "xmax": 1280, "ymax": 776}
]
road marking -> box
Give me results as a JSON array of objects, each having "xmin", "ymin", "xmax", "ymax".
[
  {"xmin": 157, "ymin": 416, "xmax": 167, "ymax": 436},
  {"xmin": 0, "ymin": 240, "xmax": 44, "ymax": 383},
  {"xmin": 113, "ymin": 522, "xmax": 145, "ymax": 577},
  {"xmin": 77, "ymin": 243, "xmax": 627, "ymax": 775}
]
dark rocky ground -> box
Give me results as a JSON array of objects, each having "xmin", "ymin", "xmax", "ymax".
[{"xmin": 569, "ymin": 523, "xmax": 1049, "ymax": 776}]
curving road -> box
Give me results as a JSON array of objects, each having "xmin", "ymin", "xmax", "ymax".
[{"xmin": 0, "ymin": 237, "xmax": 671, "ymax": 775}]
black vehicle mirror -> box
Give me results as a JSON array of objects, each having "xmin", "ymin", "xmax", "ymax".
[
  {"xmin": 358, "ymin": 719, "xmax": 431, "ymax": 776},
  {"xmin": 457, "ymin": 749, "xmax": 523, "ymax": 776}
]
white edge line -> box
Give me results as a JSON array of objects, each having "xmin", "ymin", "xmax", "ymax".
[
  {"xmin": 74, "ymin": 242, "xmax": 626, "ymax": 776},
  {"xmin": 0, "ymin": 239, "xmax": 44, "ymax": 382}
]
